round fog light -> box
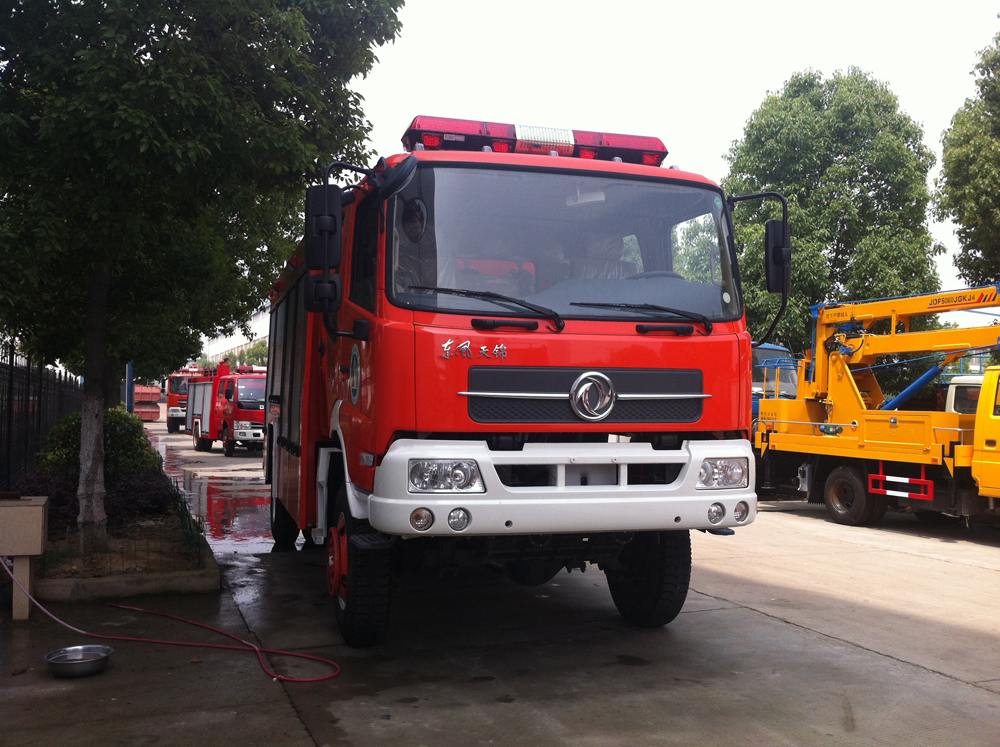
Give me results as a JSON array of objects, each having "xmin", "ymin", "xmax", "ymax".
[
  {"xmin": 734, "ymin": 501, "xmax": 750, "ymax": 523},
  {"xmin": 707, "ymin": 502, "xmax": 725, "ymax": 525},
  {"xmin": 410, "ymin": 507, "xmax": 434, "ymax": 531},
  {"xmin": 447, "ymin": 508, "xmax": 471, "ymax": 531}
]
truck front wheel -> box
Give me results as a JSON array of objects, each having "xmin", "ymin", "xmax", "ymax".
[
  {"xmin": 222, "ymin": 425, "xmax": 236, "ymax": 457},
  {"xmin": 824, "ymin": 465, "xmax": 885, "ymax": 526},
  {"xmin": 605, "ymin": 530, "xmax": 691, "ymax": 627},
  {"xmin": 329, "ymin": 487, "xmax": 393, "ymax": 647},
  {"xmin": 167, "ymin": 417, "xmax": 179, "ymax": 434}
]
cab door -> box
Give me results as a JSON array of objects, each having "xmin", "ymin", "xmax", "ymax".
[
  {"xmin": 971, "ymin": 367, "xmax": 1000, "ymax": 496},
  {"xmin": 212, "ymin": 379, "xmax": 228, "ymax": 439},
  {"xmin": 223, "ymin": 379, "xmax": 236, "ymax": 422},
  {"xmin": 335, "ymin": 189, "xmax": 380, "ymax": 490}
]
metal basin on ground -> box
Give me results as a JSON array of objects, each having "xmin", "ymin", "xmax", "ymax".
[{"xmin": 44, "ymin": 645, "xmax": 114, "ymax": 677}]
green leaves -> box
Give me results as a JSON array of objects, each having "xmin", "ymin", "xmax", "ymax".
[
  {"xmin": 938, "ymin": 33, "xmax": 1000, "ymax": 287},
  {"xmin": 0, "ymin": 0, "xmax": 404, "ymax": 375},
  {"xmin": 724, "ymin": 68, "xmax": 941, "ymax": 355}
]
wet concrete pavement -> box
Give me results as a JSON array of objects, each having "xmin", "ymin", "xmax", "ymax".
[{"xmin": 5, "ymin": 419, "xmax": 1000, "ymax": 745}]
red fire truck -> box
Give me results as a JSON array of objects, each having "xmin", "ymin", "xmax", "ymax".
[
  {"xmin": 186, "ymin": 363, "xmax": 268, "ymax": 456},
  {"xmin": 265, "ymin": 115, "xmax": 791, "ymax": 646},
  {"xmin": 165, "ymin": 365, "xmax": 207, "ymax": 433}
]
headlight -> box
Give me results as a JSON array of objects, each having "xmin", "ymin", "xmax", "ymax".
[
  {"xmin": 408, "ymin": 460, "xmax": 485, "ymax": 492},
  {"xmin": 235, "ymin": 420, "xmax": 254, "ymax": 429},
  {"xmin": 696, "ymin": 458, "xmax": 748, "ymax": 489}
]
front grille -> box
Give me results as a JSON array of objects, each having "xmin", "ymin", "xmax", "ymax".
[
  {"xmin": 468, "ymin": 397, "xmax": 701, "ymax": 423},
  {"xmin": 466, "ymin": 367, "xmax": 703, "ymax": 424}
]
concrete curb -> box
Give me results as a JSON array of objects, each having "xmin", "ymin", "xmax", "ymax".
[{"xmin": 33, "ymin": 533, "xmax": 220, "ymax": 602}]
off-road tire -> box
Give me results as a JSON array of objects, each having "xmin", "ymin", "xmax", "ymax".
[
  {"xmin": 331, "ymin": 487, "xmax": 393, "ymax": 647},
  {"xmin": 605, "ymin": 530, "xmax": 691, "ymax": 627},
  {"xmin": 824, "ymin": 465, "xmax": 882, "ymax": 526},
  {"xmin": 167, "ymin": 418, "xmax": 179, "ymax": 434},
  {"xmin": 269, "ymin": 494, "xmax": 300, "ymax": 546},
  {"xmin": 222, "ymin": 425, "xmax": 236, "ymax": 457}
]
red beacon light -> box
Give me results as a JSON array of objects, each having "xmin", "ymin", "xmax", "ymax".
[{"xmin": 401, "ymin": 116, "xmax": 667, "ymax": 166}]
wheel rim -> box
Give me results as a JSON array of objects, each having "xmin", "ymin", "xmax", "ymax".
[
  {"xmin": 830, "ymin": 479, "xmax": 854, "ymax": 513},
  {"xmin": 192, "ymin": 424, "xmax": 200, "ymax": 449},
  {"xmin": 327, "ymin": 514, "xmax": 349, "ymax": 605}
]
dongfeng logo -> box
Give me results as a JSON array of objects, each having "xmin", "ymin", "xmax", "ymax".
[{"xmin": 569, "ymin": 371, "xmax": 616, "ymax": 421}]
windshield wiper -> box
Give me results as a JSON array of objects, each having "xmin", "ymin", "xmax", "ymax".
[
  {"xmin": 569, "ymin": 301, "xmax": 713, "ymax": 334},
  {"xmin": 409, "ymin": 286, "xmax": 565, "ymax": 332}
]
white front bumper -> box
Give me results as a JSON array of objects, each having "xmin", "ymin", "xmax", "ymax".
[
  {"xmin": 369, "ymin": 438, "xmax": 756, "ymax": 536},
  {"xmin": 235, "ymin": 429, "xmax": 264, "ymax": 442},
  {"xmin": 167, "ymin": 407, "xmax": 186, "ymax": 418}
]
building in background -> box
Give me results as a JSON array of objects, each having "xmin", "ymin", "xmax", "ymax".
[{"xmin": 202, "ymin": 301, "xmax": 270, "ymax": 364}]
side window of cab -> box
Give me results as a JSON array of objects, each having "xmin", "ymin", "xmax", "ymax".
[{"xmin": 350, "ymin": 193, "xmax": 380, "ymax": 312}]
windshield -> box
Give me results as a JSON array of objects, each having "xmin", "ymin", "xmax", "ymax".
[
  {"xmin": 236, "ymin": 377, "xmax": 266, "ymax": 408},
  {"xmin": 168, "ymin": 376, "xmax": 188, "ymax": 395},
  {"xmin": 752, "ymin": 347, "xmax": 797, "ymax": 397},
  {"xmin": 388, "ymin": 166, "xmax": 740, "ymax": 322}
]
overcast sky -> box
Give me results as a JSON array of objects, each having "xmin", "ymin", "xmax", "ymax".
[{"xmin": 353, "ymin": 0, "xmax": 1000, "ymax": 328}]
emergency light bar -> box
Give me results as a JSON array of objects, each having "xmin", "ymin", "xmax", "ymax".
[{"xmin": 401, "ymin": 116, "xmax": 668, "ymax": 166}]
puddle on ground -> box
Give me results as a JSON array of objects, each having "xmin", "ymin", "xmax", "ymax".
[{"xmin": 149, "ymin": 428, "xmax": 288, "ymax": 555}]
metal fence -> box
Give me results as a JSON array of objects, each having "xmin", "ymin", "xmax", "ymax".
[{"xmin": 1, "ymin": 340, "xmax": 84, "ymax": 490}]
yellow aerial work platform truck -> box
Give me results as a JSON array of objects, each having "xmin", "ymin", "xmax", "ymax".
[{"xmin": 757, "ymin": 286, "xmax": 1000, "ymax": 527}]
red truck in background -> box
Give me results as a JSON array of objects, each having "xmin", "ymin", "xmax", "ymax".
[
  {"xmin": 265, "ymin": 115, "xmax": 792, "ymax": 646},
  {"xmin": 165, "ymin": 365, "xmax": 209, "ymax": 433},
  {"xmin": 186, "ymin": 362, "xmax": 267, "ymax": 456}
]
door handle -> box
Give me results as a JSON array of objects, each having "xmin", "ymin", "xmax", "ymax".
[{"xmin": 987, "ymin": 439, "xmax": 996, "ymax": 448}]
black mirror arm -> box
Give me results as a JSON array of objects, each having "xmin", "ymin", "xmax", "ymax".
[
  {"xmin": 751, "ymin": 292, "xmax": 787, "ymax": 348},
  {"xmin": 727, "ymin": 191, "xmax": 788, "ymax": 223},
  {"xmin": 324, "ymin": 161, "xmax": 383, "ymax": 189},
  {"xmin": 323, "ymin": 317, "xmax": 370, "ymax": 343},
  {"xmin": 727, "ymin": 191, "xmax": 790, "ymax": 348}
]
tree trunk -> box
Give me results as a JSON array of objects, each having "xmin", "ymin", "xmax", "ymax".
[
  {"xmin": 104, "ymin": 366, "xmax": 122, "ymax": 409},
  {"xmin": 78, "ymin": 268, "xmax": 109, "ymax": 550}
]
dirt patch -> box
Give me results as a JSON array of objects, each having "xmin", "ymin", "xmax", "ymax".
[{"xmin": 39, "ymin": 512, "xmax": 205, "ymax": 579}]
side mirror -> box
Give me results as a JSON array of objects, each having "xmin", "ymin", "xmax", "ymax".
[
  {"xmin": 305, "ymin": 184, "xmax": 343, "ymax": 271},
  {"xmin": 303, "ymin": 272, "xmax": 342, "ymax": 314},
  {"xmin": 764, "ymin": 219, "xmax": 791, "ymax": 295},
  {"xmin": 377, "ymin": 155, "xmax": 418, "ymax": 201}
]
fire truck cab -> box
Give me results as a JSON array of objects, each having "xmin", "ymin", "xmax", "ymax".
[
  {"xmin": 187, "ymin": 364, "xmax": 267, "ymax": 456},
  {"xmin": 266, "ymin": 116, "xmax": 791, "ymax": 646},
  {"xmin": 165, "ymin": 365, "xmax": 207, "ymax": 433}
]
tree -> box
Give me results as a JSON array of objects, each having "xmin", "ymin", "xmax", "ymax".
[
  {"xmin": 723, "ymin": 69, "xmax": 942, "ymax": 357},
  {"xmin": 239, "ymin": 340, "xmax": 269, "ymax": 367},
  {"xmin": 0, "ymin": 1, "xmax": 403, "ymax": 538},
  {"xmin": 937, "ymin": 32, "xmax": 1000, "ymax": 286}
]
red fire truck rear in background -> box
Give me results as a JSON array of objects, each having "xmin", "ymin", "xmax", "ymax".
[
  {"xmin": 165, "ymin": 365, "xmax": 208, "ymax": 433},
  {"xmin": 265, "ymin": 115, "xmax": 792, "ymax": 646},
  {"xmin": 186, "ymin": 363, "xmax": 267, "ymax": 456}
]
